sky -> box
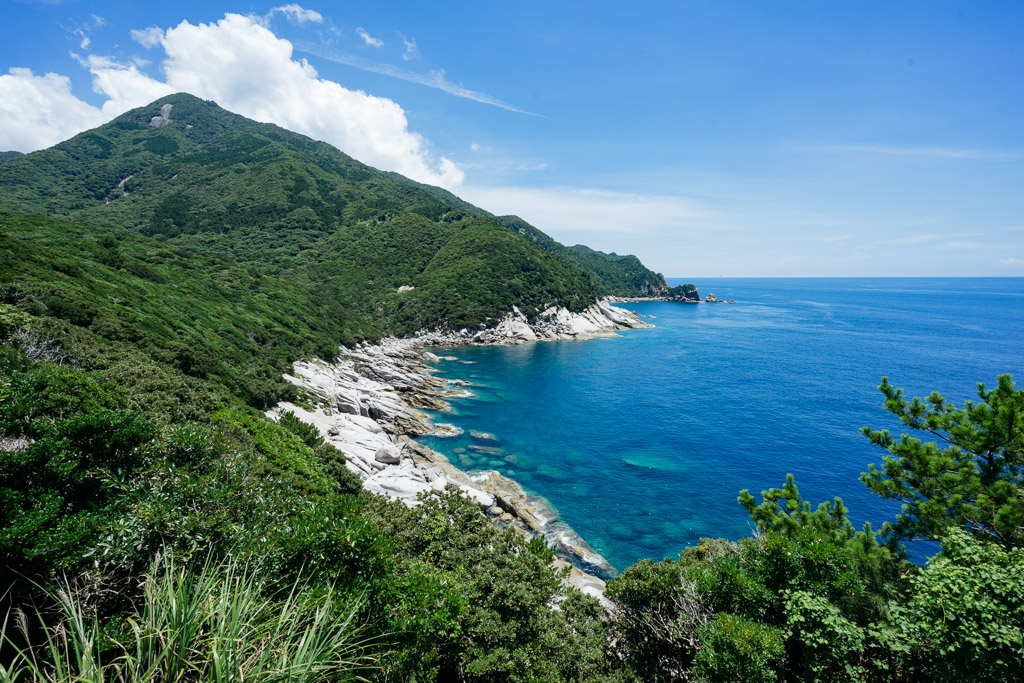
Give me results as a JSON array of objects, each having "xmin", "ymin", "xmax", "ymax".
[{"xmin": 1, "ymin": 1, "xmax": 1022, "ymax": 277}]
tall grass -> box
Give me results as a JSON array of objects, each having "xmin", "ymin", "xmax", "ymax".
[{"xmin": 1, "ymin": 556, "xmax": 375, "ymax": 682}]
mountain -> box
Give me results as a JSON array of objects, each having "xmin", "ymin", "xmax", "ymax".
[
  {"xmin": 493, "ymin": 216, "xmax": 668, "ymax": 296},
  {"xmin": 0, "ymin": 94, "xmax": 667, "ymax": 301},
  {"xmin": 0, "ymin": 151, "xmax": 23, "ymax": 162},
  {"xmin": 0, "ymin": 93, "xmax": 681, "ymax": 412},
  {"xmin": 382, "ymin": 177, "xmax": 669, "ymax": 297}
]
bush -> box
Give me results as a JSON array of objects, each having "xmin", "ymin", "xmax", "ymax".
[{"xmin": 693, "ymin": 614, "xmax": 785, "ymax": 683}]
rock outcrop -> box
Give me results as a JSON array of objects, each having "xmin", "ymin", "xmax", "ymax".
[{"xmin": 268, "ymin": 299, "xmax": 643, "ymax": 589}]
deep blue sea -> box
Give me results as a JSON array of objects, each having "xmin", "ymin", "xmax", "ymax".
[{"xmin": 418, "ymin": 278, "xmax": 1024, "ymax": 572}]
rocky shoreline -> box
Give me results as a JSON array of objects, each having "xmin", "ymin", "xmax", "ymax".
[
  {"xmin": 608, "ymin": 293, "xmax": 736, "ymax": 304},
  {"xmin": 267, "ymin": 299, "xmax": 651, "ymax": 600}
]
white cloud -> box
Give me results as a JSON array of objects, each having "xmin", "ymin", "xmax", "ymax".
[
  {"xmin": 458, "ymin": 185, "xmax": 709, "ymax": 236},
  {"xmin": 269, "ymin": 4, "xmax": 323, "ymax": 25},
  {"xmin": 131, "ymin": 26, "xmax": 164, "ymax": 49},
  {"xmin": 356, "ymin": 27, "xmax": 383, "ymax": 47},
  {"xmin": 401, "ymin": 35, "xmax": 419, "ymax": 60},
  {"xmin": 997, "ymin": 257, "xmax": 1024, "ymax": 267},
  {"xmin": 470, "ymin": 142, "xmax": 480, "ymax": 151},
  {"xmin": 295, "ymin": 41, "xmax": 543, "ymax": 117},
  {"xmin": 8, "ymin": 13, "xmax": 463, "ymax": 188},
  {"xmin": 67, "ymin": 14, "xmax": 106, "ymax": 50},
  {"xmin": 0, "ymin": 68, "xmax": 108, "ymax": 150},
  {"xmin": 76, "ymin": 54, "xmax": 175, "ymax": 117}
]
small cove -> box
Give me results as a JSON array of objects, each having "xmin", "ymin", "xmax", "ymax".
[{"xmin": 418, "ymin": 278, "xmax": 1024, "ymax": 571}]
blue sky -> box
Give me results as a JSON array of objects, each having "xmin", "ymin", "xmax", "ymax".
[{"xmin": 2, "ymin": 1, "xmax": 1023, "ymax": 277}]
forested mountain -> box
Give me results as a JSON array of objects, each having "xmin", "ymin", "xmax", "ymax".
[
  {"xmin": 0, "ymin": 93, "xmax": 664, "ymax": 319},
  {"xmin": 493, "ymin": 215, "xmax": 668, "ymax": 296}
]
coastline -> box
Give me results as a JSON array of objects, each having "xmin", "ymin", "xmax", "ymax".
[{"xmin": 267, "ymin": 299, "xmax": 651, "ymax": 591}]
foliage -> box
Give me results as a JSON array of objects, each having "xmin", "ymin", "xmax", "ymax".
[
  {"xmin": 665, "ymin": 283, "xmax": 700, "ymax": 300},
  {"xmin": 493, "ymin": 215, "xmax": 670, "ymax": 297},
  {"xmin": 893, "ymin": 530, "xmax": 1024, "ymax": 681},
  {"xmin": 608, "ymin": 477, "xmax": 909, "ymax": 681},
  {"xmin": 0, "ymin": 359, "xmax": 155, "ymax": 576},
  {"xmin": 692, "ymin": 613, "xmax": 785, "ymax": 683},
  {"xmin": 1, "ymin": 555, "xmax": 376, "ymax": 682},
  {"xmin": 361, "ymin": 490, "xmax": 615, "ymax": 681},
  {"xmin": 861, "ymin": 374, "xmax": 1024, "ymax": 547}
]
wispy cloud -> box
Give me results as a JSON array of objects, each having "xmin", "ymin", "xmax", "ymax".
[
  {"xmin": 874, "ymin": 232, "xmax": 979, "ymax": 247},
  {"xmin": 400, "ymin": 34, "xmax": 419, "ymax": 61},
  {"xmin": 294, "ymin": 40, "xmax": 545, "ymax": 117},
  {"xmin": 268, "ymin": 4, "xmax": 323, "ymax": 25},
  {"xmin": 356, "ymin": 27, "xmax": 383, "ymax": 47},
  {"xmin": 459, "ymin": 160, "xmax": 549, "ymax": 173},
  {"xmin": 998, "ymin": 257, "xmax": 1024, "ymax": 267},
  {"xmin": 814, "ymin": 143, "xmax": 1021, "ymax": 160},
  {"xmin": 131, "ymin": 26, "xmax": 164, "ymax": 49},
  {"xmin": 937, "ymin": 240, "xmax": 1002, "ymax": 250},
  {"xmin": 65, "ymin": 14, "xmax": 106, "ymax": 50}
]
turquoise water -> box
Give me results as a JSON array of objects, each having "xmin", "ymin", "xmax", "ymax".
[{"xmin": 418, "ymin": 278, "xmax": 1024, "ymax": 571}]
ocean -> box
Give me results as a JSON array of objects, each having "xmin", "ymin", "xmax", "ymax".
[{"xmin": 417, "ymin": 278, "xmax": 1024, "ymax": 572}]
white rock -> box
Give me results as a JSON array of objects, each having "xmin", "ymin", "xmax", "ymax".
[{"xmin": 374, "ymin": 444, "xmax": 401, "ymax": 464}]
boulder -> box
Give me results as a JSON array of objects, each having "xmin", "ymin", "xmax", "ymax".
[{"xmin": 374, "ymin": 444, "xmax": 401, "ymax": 464}]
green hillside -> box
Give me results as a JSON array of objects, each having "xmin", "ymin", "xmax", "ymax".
[
  {"xmin": 0, "ymin": 210, "xmax": 355, "ymax": 415},
  {"xmin": 0, "ymin": 93, "xmax": 674, "ymax": 329},
  {"xmin": 493, "ymin": 215, "xmax": 668, "ymax": 296}
]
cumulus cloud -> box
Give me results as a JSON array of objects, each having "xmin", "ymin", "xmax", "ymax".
[
  {"xmin": 0, "ymin": 68, "xmax": 109, "ymax": 150},
  {"xmin": 356, "ymin": 27, "xmax": 383, "ymax": 47},
  {"xmin": 75, "ymin": 54, "xmax": 175, "ymax": 117},
  {"xmin": 131, "ymin": 26, "xmax": 164, "ymax": 49},
  {"xmin": 4, "ymin": 12, "xmax": 463, "ymax": 188},
  {"xmin": 268, "ymin": 4, "xmax": 323, "ymax": 25}
]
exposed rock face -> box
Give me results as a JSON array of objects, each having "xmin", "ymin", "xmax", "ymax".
[
  {"xmin": 469, "ymin": 299, "xmax": 651, "ymax": 345},
  {"xmin": 149, "ymin": 103, "xmax": 173, "ymax": 128},
  {"xmin": 267, "ymin": 299, "xmax": 643, "ymax": 587}
]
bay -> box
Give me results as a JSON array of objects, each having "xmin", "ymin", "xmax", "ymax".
[{"xmin": 418, "ymin": 278, "xmax": 1024, "ymax": 571}]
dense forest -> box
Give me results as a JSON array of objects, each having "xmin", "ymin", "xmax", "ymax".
[{"xmin": 1, "ymin": 95, "xmax": 1022, "ymax": 681}]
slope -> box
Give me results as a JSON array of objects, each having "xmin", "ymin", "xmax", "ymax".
[
  {"xmin": 493, "ymin": 215, "xmax": 669, "ymax": 296},
  {"xmin": 0, "ymin": 93, "xmax": 600, "ymax": 335}
]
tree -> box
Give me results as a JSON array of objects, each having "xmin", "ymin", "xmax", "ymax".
[{"xmin": 861, "ymin": 374, "xmax": 1024, "ymax": 548}]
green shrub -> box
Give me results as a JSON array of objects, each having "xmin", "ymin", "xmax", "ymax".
[{"xmin": 693, "ymin": 614, "xmax": 784, "ymax": 683}]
